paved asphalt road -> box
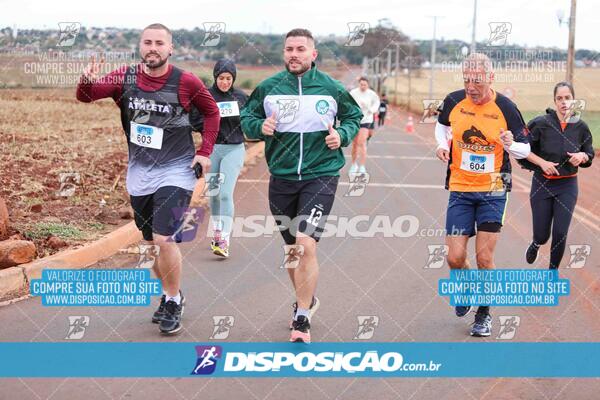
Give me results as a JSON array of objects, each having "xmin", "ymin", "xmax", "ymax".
[{"xmin": 1, "ymin": 109, "xmax": 599, "ymax": 399}]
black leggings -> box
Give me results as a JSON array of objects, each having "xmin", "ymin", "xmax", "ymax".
[{"xmin": 530, "ymin": 174, "xmax": 578, "ymax": 269}]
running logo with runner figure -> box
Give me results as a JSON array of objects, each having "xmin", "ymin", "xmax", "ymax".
[
  {"xmin": 57, "ymin": 172, "xmax": 81, "ymax": 197},
  {"xmin": 421, "ymin": 99, "xmax": 443, "ymax": 123},
  {"xmin": 488, "ymin": 172, "xmax": 512, "ymax": 196},
  {"xmin": 425, "ymin": 244, "xmax": 448, "ymax": 269},
  {"xmin": 275, "ymin": 99, "xmax": 300, "ymax": 124},
  {"xmin": 204, "ymin": 173, "xmax": 224, "ymax": 197},
  {"xmin": 65, "ymin": 316, "xmax": 90, "ymax": 340},
  {"xmin": 487, "ymin": 22, "xmax": 512, "ymax": 46},
  {"xmin": 565, "ymin": 244, "xmax": 591, "ymax": 269},
  {"xmin": 496, "ymin": 315, "xmax": 520, "ymax": 340},
  {"xmin": 168, "ymin": 207, "xmax": 205, "ymax": 243},
  {"xmin": 57, "ymin": 22, "xmax": 81, "ymax": 47},
  {"xmin": 345, "ymin": 22, "xmax": 370, "ymax": 47},
  {"xmin": 354, "ymin": 316, "xmax": 379, "ymax": 340},
  {"xmin": 564, "ymin": 99, "xmax": 586, "ymax": 124},
  {"xmin": 210, "ymin": 316, "xmax": 235, "ymax": 340},
  {"xmin": 345, "ymin": 173, "xmax": 370, "ymax": 197},
  {"xmin": 201, "ymin": 23, "xmax": 225, "ymax": 47},
  {"xmin": 281, "ymin": 245, "xmax": 304, "ymax": 269},
  {"xmin": 191, "ymin": 345, "xmax": 222, "ymax": 375},
  {"xmin": 137, "ymin": 244, "xmax": 160, "ymax": 269}
]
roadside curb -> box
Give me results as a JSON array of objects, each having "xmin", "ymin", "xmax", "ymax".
[
  {"xmin": 0, "ymin": 142, "xmax": 265, "ymax": 302},
  {"xmin": 0, "ymin": 266, "xmax": 26, "ymax": 301}
]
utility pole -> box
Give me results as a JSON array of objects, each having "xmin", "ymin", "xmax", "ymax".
[
  {"xmin": 566, "ymin": 0, "xmax": 577, "ymax": 83},
  {"xmin": 470, "ymin": 0, "xmax": 478, "ymax": 54},
  {"xmin": 391, "ymin": 41, "xmax": 413, "ymax": 110},
  {"xmin": 374, "ymin": 57, "xmax": 380, "ymax": 94},
  {"xmin": 386, "ymin": 48, "xmax": 392, "ymax": 95},
  {"xmin": 394, "ymin": 42, "xmax": 400, "ymax": 105},
  {"xmin": 429, "ymin": 16, "xmax": 441, "ymax": 99},
  {"xmin": 408, "ymin": 43, "xmax": 413, "ymax": 112}
]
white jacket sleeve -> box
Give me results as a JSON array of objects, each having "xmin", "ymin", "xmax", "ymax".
[
  {"xmin": 435, "ymin": 122, "xmax": 452, "ymax": 151},
  {"xmin": 505, "ymin": 141, "xmax": 530, "ymax": 159},
  {"xmin": 370, "ymin": 92, "xmax": 380, "ymax": 115}
]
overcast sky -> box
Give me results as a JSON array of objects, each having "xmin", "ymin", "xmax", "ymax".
[{"xmin": 2, "ymin": 0, "xmax": 599, "ymax": 51}]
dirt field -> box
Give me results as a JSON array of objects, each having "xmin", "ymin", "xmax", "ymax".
[{"xmin": 0, "ymin": 88, "xmax": 132, "ymax": 257}]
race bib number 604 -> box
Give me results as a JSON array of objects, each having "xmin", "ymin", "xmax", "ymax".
[
  {"xmin": 460, "ymin": 151, "xmax": 494, "ymax": 173},
  {"xmin": 130, "ymin": 122, "xmax": 163, "ymax": 150}
]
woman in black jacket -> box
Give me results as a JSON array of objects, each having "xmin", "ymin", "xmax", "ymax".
[
  {"xmin": 191, "ymin": 59, "xmax": 248, "ymax": 258},
  {"xmin": 521, "ymin": 82, "xmax": 594, "ymax": 269}
]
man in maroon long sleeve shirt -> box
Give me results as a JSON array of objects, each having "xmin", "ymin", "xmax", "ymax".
[{"xmin": 77, "ymin": 23, "xmax": 220, "ymax": 335}]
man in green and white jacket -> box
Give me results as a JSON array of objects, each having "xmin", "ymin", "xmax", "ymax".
[{"xmin": 241, "ymin": 28, "xmax": 362, "ymax": 343}]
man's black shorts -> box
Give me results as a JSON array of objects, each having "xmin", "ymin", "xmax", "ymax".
[
  {"xmin": 269, "ymin": 176, "xmax": 339, "ymax": 245},
  {"xmin": 130, "ymin": 186, "xmax": 193, "ymax": 242}
]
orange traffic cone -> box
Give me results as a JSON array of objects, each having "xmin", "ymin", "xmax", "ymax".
[{"xmin": 405, "ymin": 115, "xmax": 414, "ymax": 134}]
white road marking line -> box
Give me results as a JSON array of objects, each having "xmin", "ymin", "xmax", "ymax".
[
  {"xmin": 340, "ymin": 182, "xmax": 444, "ymax": 189},
  {"xmin": 238, "ymin": 179, "xmax": 443, "ymax": 189},
  {"xmin": 344, "ymin": 155, "xmax": 437, "ymax": 160},
  {"xmin": 237, "ymin": 179, "xmax": 531, "ymax": 192},
  {"xmin": 370, "ymin": 141, "xmax": 432, "ymax": 145}
]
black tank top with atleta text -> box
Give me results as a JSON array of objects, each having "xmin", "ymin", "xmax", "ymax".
[{"xmin": 119, "ymin": 66, "xmax": 196, "ymax": 196}]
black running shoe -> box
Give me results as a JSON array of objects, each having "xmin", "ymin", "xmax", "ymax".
[
  {"xmin": 290, "ymin": 302, "xmax": 297, "ymax": 330},
  {"xmin": 455, "ymin": 305, "xmax": 472, "ymax": 317},
  {"xmin": 153, "ymin": 293, "xmax": 185, "ymax": 323},
  {"xmin": 152, "ymin": 295, "xmax": 166, "ymax": 323},
  {"xmin": 526, "ymin": 242, "xmax": 540, "ymax": 264},
  {"xmin": 470, "ymin": 313, "xmax": 492, "ymax": 337},
  {"xmin": 159, "ymin": 297, "xmax": 185, "ymax": 335},
  {"xmin": 290, "ymin": 296, "xmax": 320, "ymax": 330},
  {"xmin": 290, "ymin": 315, "xmax": 311, "ymax": 343}
]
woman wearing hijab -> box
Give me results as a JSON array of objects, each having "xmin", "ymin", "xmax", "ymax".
[{"xmin": 191, "ymin": 59, "xmax": 248, "ymax": 258}]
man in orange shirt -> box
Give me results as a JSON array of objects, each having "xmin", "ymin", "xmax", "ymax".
[{"xmin": 434, "ymin": 53, "xmax": 530, "ymax": 337}]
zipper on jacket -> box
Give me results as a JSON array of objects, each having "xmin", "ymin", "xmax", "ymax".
[
  {"xmin": 297, "ymin": 76, "xmax": 303, "ymax": 181},
  {"xmin": 549, "ymin": 112, "xmax": 567, "ymax": 161}
]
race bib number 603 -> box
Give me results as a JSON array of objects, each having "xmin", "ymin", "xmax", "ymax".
[{"xmin": 130, "ymin": 122, "xmax": 163, "ymax": 150}]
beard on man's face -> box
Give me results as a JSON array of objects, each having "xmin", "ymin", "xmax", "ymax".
[
  {"xmin": 142, "ymin": 52, "xmax": 168, "ymax": 69},
  {"xmin": 285, "ymin": 59, "xmax": 311, "ymax": 75}
]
